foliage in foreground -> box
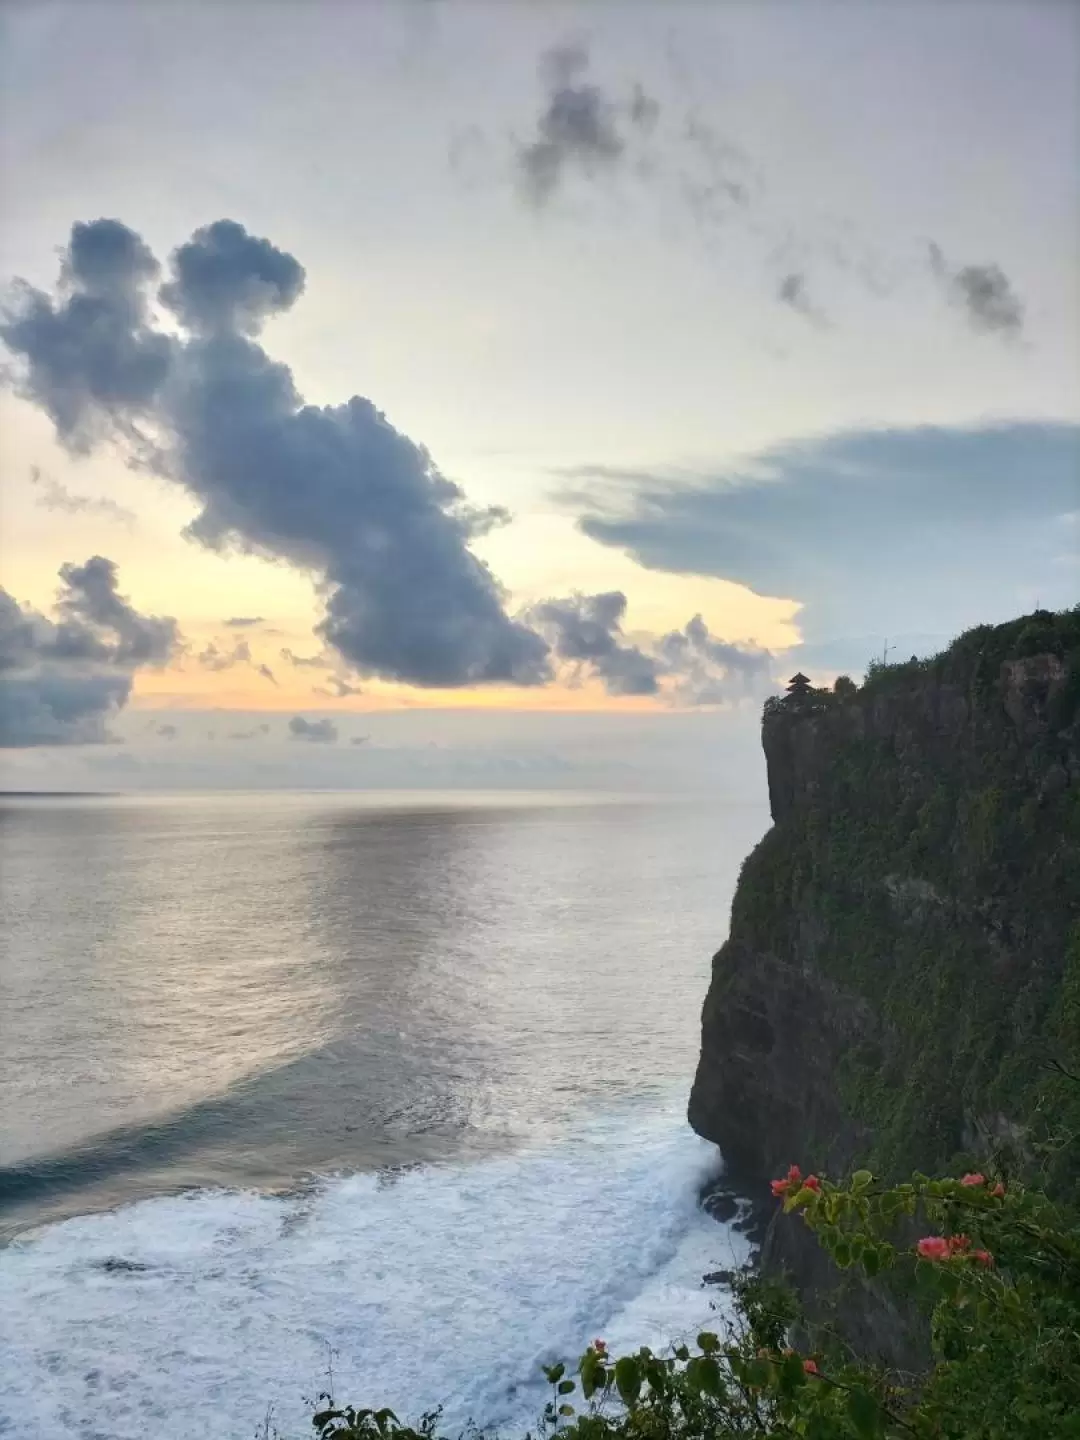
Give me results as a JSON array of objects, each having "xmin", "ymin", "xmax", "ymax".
[{"xmin": 306, "ymin": 1166, "xmax": 1080, "ymax": 1440}]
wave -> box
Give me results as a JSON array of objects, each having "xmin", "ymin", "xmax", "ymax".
[{"xmin": 0, "ymin": 1097, "xmax": 747, "ymax": 1440}]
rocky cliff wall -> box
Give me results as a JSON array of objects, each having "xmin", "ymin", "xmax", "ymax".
[{"xmin": 688, "ymin": 609, "xmax": 1080, "ymax": 1358}]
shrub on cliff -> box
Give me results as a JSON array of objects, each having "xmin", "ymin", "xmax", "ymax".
[{"xmin": 305, "ymin": 1165, "xmax": 1080, "ymax": 1440}]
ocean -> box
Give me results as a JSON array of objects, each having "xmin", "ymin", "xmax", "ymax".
[{"xmin": 0, "ymin": 791, "xmax": 768, "ymax": 1440}]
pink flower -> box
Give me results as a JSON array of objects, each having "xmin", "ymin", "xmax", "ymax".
[
  {"xmin": 973, "ymin": 1249, "xmax": 994, "ymax": 1267},
  {"xmin": 786, "ymin": 1164, "xmax": 803, "ymax": 1185},
  {"xmin": 802, "ymin": 1359, "xmax": 819, "ymax": 1376},
  {"xmin": 593, "ymin": 1339, "xmax": 606, "ymax": 1354},
  {"xmin": 803, "ymin": 1174, "xmax": 821, "ymax": 1192},
  {"xmin": 960, "ymin": 1173, "xmax": 986, "ymax": 1187},
  {"xmin": 991, "ymin": 1182, "xmax": 1006, "ymax": 1198},
  {"xmin": 947, "ymin": 1234, "xmax": 971, "ymax": 1253},
  {"xmin": 770, "ymin": 1178, "xmax": 791, "ymax": 1197},
  {"xmin": 917, "ymin": 1236, "xmax": 951, "ymax": 1261}
]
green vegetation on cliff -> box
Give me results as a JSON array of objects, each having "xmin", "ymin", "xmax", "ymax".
[{"xmin": 690, "ymin": 606, "xmax": 1080, "ymax": 1208}]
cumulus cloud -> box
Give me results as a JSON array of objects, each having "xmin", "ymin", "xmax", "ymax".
[
  {"xmin": 29, "ymin": 466, "xmax": 137, "ymax": 526},
  {"xmin": 565, "ymin": 422, "xmax": 1079, "ymax": 647},
  {"xmin": 655, "ymin": 615, "xmax": 772, "ymax": 705},
  {"xmin": 0, "ymin": 557, "xmax": 179, "ymax": 746},
  {"xmin": 1, "ymin": 219, "xmax": 171, "ymax": 451},
  {"xmin": 2, "ymin": 218, "xmax": 552, "ymax": 690},
  {"xmin": 289, "ymin": 715, "xmax": 338, "ymax": 743},
  {"xmin": 528, "ymin": 590, "xmax": 772, "ymax": 704},
  {"xmin": 517, "ymin": 41, "xmax": 659, "ymax": 204},
  {"xmin": 928, "ymin": 243, "xmax": 1024, "ymax": 337},
  {"xmin": 530, "ymin": 591, "xmax": 659, "ymax": 695}
]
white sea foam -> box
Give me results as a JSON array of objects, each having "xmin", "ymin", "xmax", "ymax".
[{"xmin": 0, "ymin": 1101, "xmax": 749, "ymax": 1440}]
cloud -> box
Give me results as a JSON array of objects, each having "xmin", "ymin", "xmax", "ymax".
[
  {"xmin": 655, "ymin": 615, "xmax": 772, "ymax": 705},
  {"xmin": 315, "ymin": 675, "xmax": 362, "ymax": 697},
  {"xmin": 777, "ymin": 271, "xmax": 829, "ymax": 328},
  {"xmin": 55, "ymin": 555, "xmax": 178, "ymax": 665},
  {"xmin": 288, "ymin": 715, "xmax": 338, "ymax": 744},
  {"xmin": 530, "ymin": 590, "xmax": 660, "ymax": 695},
  {"xmin": 517, "ymin": 41, "xmax": 658, "ymax": 204},
  {"xmin": 223, "ymin": 615, "xmax": 263, "ymax": 627},
  {"xmin": 350, "ymin": 735, "xmax": 369, "ymax": 746},
  {"xmin": 3, "ymin": 218, "xmax": 552, "ymax": 690},
  {"xmin": 280, "ymin": 646, "xmax": 330, "ymax": 669},
  {"xmin": 565, "ymin": 422, "xmax": 1080, "ymax": 646},
  {"xmin": 0, "ymin": 557, "xmax": 179, "ymax": 746},
  {"xmin": 528, "ymin": 590, "xmax": 772, "ymax": 704},
  {"xmin": 157, "ymin": 723, "xmax": 178, "ymax": 739},
  {"xmin": 1, "ymin": 219, "xmax": 171, "ymax": 451},
  {"xmin": 29, "ymin": 466, "xmax": 137, "ymax": 526},
  {"xmin": 928, "ymin": 243, "xmax": 1024, "ymax": 337},
  {"xmin": 198, "ymin": 637, "xmax": 251, "ymax": 671},
  {"xmin": 255, "ymin": 663, "xmax": 278, "ymax": 685}
]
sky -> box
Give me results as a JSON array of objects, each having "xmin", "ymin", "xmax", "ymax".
[{"xmin": 1, "ymin": 0, "xmax": 1077, "ymax": 788}]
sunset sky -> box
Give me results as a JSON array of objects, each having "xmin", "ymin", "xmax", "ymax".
[{"xmin": 1, "ymin": 0, "xmax": 1077, "ymax": 786}]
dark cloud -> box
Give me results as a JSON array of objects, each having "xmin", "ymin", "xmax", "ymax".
[
  {"xmin": 255, "ymin": 663, "xmax": 278, "ymax": 685},
  {"xmin": 777, "ymin": 271, "xmax": 829, "ymax": 328},
  {"xmin": 517, "ymin": 41, "xmax": 658, "ymax": 204},
  {"xmin": 157, "ymin": 723, "xmax": 178, "ymax": 739},
  {"xmin": 224, "ymin": 615, "xmax": 263, "ymax": 628},
  {"xmin": 288, "ymin": 715, "xmax": 338, "ymax": 744},
  {"xmin": 0, "ymin": 558, "xmax": 179, "ymax": 746},
  {"xmin": 55, "ymin": 556, "xmax": 178, "ymax": 666},
  {"xmin": 530, "ymin": 590, "xmax": 660, "ymax": 695},
  {"xmin": 928, "ymin": 243, "xmax": 1024, "ymax": 337},
  {"xmin": 158, "ymin": 220, "xmax": 305, "ymax": 336},
  {"xmin": 565, "ymin": 422, "xmax": 1079, "ymax": 646},
  {"xmin": 198, "ymin": 637, "xmax": 251, "ymax": 671},
  {"xmin": 3, "ymin": 218, "xmax": 551, "ymax": 690},
  {"xmin": 0, "ymin": 219, "xmax": 171, "ymax": 451},
  {"xmin": 29, "ymin": 466, "xmax": 137, "ymax": 526}
]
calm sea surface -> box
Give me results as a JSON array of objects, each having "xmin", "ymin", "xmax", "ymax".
[{"xmin": 0, "ymin": 791, "xmax": 767, "ymax": 1439}]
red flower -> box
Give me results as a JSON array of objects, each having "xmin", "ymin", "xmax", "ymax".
[
  {"xmin": 770, "ymin": 1178, "xmax": 790, "ymax": 1197},
  {"xmin": 593, "ymin": 1339, "xmax": 607, "ymax": 1354},
  {"xmin": 803, "ymin": 1174, "xmax": 821, "ymax": 1192},
  {"xmin": 991, "ymin": 1182, "xmax": 1006, "ymax": 1198},
  {"xmin": 960, "ymin": 1173, "xmax": 985, "ymax": 1187},
  {"xmin": 973, "ymin": 1249, "xmax": 994, "ymax": 1267},
  {"xmin": 947, "ymin": 1234, "xmax": 971, "ymax": 1253},
  {"xmin": 802, "ymin": 1359, "xmax": 819, "ymax": 1375},
  {"xmin": 917, "ymin": 1236, "xmax": 951, "ymax": 1261},
  {"xmin": 786, "ymin": 1164, "xmax": 803, "ymax": 1185}
]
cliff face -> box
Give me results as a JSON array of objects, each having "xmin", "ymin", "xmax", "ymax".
[{"xmin": 688, "ymin": 610, "xmax": 1080, "ymax": 1355}]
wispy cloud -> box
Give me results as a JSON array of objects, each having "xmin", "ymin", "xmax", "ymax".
[{"xmin": 29, "ymin": 466, "xmax": 137, "ymax": 526}]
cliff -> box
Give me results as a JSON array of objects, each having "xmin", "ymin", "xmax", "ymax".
[{"xmin": 688, "ymin": 608, "xmax": 1080, "ymax": 1358}]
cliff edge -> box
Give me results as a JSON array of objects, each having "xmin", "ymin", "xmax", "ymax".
[{"xmin": 688, "ymin": 608, "xmax": 1080, "ymax": 1355}]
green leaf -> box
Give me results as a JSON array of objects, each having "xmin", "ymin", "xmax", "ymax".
[
  {"xmin": 614, "ymin": 1356, "xmax": 642, "ymax": 1407},
  {"xmin": 543, "ymin": 1364, "xmax": 565, "ymax": 1385},
  {"xmin": 696, "ymin": 1331, "xmax": 720, "ymax": 1353},
  {"xmin": 852, "ymin": 1169, "xmax": 873, "ymax": 1191},
  {"xmin": 558, "ymin": 1404, "xmax": 575, "ymax": 1417},
  {"xmin": 695, "ymin": 1355, "xmax": 723, "ymax": 1398},
  {"xmin": 847, "ymin": 1386, "xmax": 884, "ymax": 1438},
  {"xmin": 557, "ymin": 1380, "xmax": 575, "ymax": 1395}
]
